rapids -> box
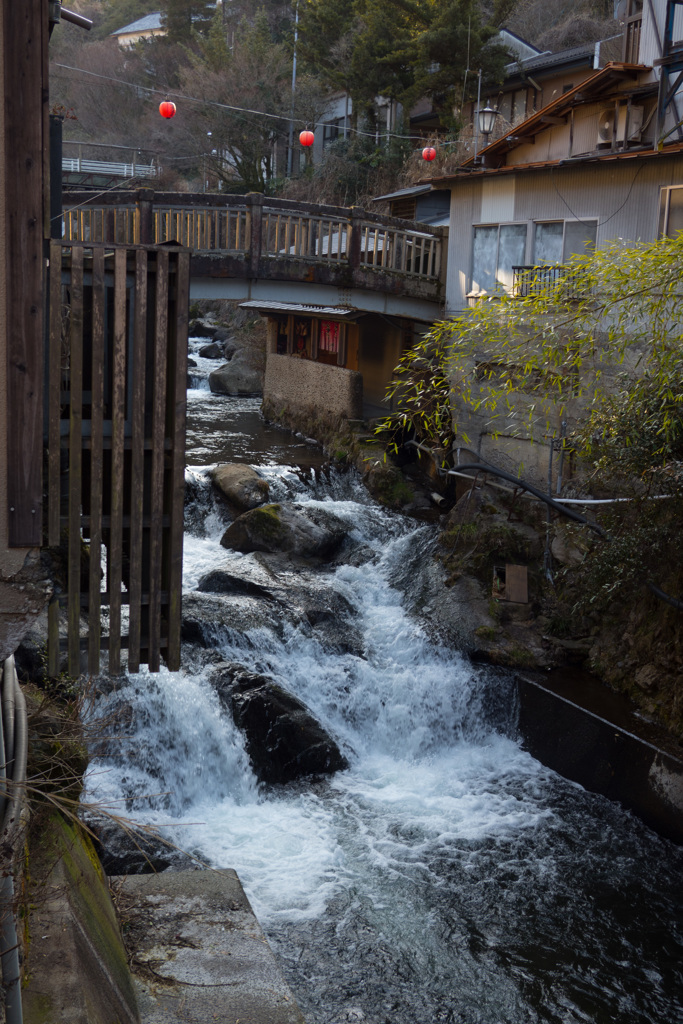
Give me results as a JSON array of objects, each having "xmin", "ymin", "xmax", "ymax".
[{"xmin": 84, "ymin": 342, "xmax": 683, "ymax": 1024}]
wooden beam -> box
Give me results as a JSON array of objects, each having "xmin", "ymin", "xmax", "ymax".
[{"xmin": 4, "ymin": 0, "xmax": 49, "ymax": 546}]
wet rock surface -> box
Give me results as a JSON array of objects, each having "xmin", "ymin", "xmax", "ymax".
[
  {"xmin": 211, "ymin": 662, "xmax": 349, "ymax": 784},
  {"xmin": 209, "ymin": 351, "xmax": 263, "ymax": 396},
  {"xmin": 221, "ymin": 502, "xmax": 349, "ymax": 560},
  {"xmin": 210, "ymin": 462, "xmax": 270, "ymax": 510}
]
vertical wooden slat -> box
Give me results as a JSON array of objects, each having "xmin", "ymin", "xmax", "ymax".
[
  {"xmin": 48, "ymin": 242, "xmax": 63, "ymax": 547},
  {"xmin": 108, "ymin": 248, "xmax": 128, "ymax": 675},
  {"xmin": 88, "ymin": 247, "xmax": 105, "ymax": 676},
  {"xmin": 47, "ymin": 596, "xmax": 60, "ymax": 679},
  {"xmin": 166, "ymin": 251, "xmax": 189, "ymax": 670},
  {"xmin": 67, "ymin": 247, "xmax": 84, "ymax": 678},
  {"xmin": 149, "ymin": 248, "xmax": 169, "ymax": 671},
  {"xmin": 127, "ymin": 250, "xmax": 148, "ymax": 673}
]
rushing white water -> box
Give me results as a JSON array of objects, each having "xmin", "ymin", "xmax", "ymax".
[{"xmin": 85, "ymin": 348, "xmax": 683, "ymax": 1024}]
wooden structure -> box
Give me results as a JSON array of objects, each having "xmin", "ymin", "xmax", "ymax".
[
  {"xmin": 46, "ymin": 242, "xmax": 189, "ymax": 677},
  {"xmin": 4, "ymin": 0, "xmax": 49, "ymax": 549},
  {"xmin": 61, "ymin": 191, "xmax": 445, "ymax": 288}
]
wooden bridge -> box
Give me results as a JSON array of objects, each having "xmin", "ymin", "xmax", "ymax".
[{"xmin": 62, "ymin": 191, "xmax": 447, "ymax": 321}]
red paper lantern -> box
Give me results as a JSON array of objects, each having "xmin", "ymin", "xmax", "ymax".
[
  {"xmin": 159, "ymin": 101, "xmax": 176, "ymax": 119},
  {"xmin": 422, "ymin": 146, "xmax": 436, "ymax": 161},
  {"xmin": 299, "ymin": 130, "xmax": 315, "ymax": 147}
]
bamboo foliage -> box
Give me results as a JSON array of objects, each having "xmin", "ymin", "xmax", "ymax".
[{"xmin": 380, "ymin": 234, "xmax": 683, "ymax": 466}]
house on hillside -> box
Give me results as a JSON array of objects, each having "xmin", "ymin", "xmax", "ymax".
[
  {"xmin": 112, "ymin": 11, "xmax": 166, "ymax": 47},
  {"xmin": 419, "ymin": 0, "xmax": 683, "ymax": 482},
  {"xmin": 427, "ymin": 2, "xmax": 683, "ymax": 314}
]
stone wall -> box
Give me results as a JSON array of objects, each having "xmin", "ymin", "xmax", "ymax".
[{"xmin": 264, "ymin": 352, "xmax": 363, "ymax": 420}]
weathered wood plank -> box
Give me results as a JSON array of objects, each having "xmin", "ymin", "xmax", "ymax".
[
  {"xmin": 166, "ymin": 251, "xmax": 189, "ymax": 670},
  {"xmin": 108, "ymin": 248, "xmax": 128, "ymax": 674},
  {"xmin": 48, "ymin": 243, "xmax": 63, "ymax": 547},
  {"xmin": 149, "ymin": 249, "xmax": 169, "ymax": 671},
  {"xmin": 67, "ymin": 248, "xmax": 84, "ymax": 678},
  {"xmin": 4, "ymin": 0, "xmax": 48, "ymax": 546},
  {"xmin": 87, "ymin": 247, "xmax": 106, "ymax": 675},
  {"xmin": 127, "ymin": 249, "xmax": 148, "ymax": 673}
]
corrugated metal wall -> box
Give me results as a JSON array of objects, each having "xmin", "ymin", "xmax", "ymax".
[{"xmin": 445, "ymin": 152, "xmax": 683, "ymax": 310}]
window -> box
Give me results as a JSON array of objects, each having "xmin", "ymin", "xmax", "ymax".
[
  {"xmin": 323, "ymin": 118, "xmax": 345, "ymax": 149},
  {"xmin": 533, "ymin": 220, "xmax": 597, "ymax": 263},
  {"xmin": 471, "ymin": 224, "xmax": 527, "ymax": 295},
  {"xmin": 659, "ymin": 185, "xmax": 683, "ymax": 237}
]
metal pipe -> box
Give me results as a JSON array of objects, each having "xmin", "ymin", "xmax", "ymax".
[
  {"xmin": 60, "ymin": 7, "xmax": 92, "ymax": 30},
  {"xmin": 0, "ymin": 658, "xmax": 25, "ymax": 1024}
]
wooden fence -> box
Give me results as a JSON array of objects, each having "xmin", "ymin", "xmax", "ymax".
[
  {"xmin": 62, "ymin": 192, "xmax": 445, "ymax": 283},
  {"xmin": 46, "ymin": 242, "xmax": 189, "ymax": 678}
]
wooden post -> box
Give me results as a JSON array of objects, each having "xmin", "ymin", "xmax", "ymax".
[
  {"xmin": 247, "ymin": 193, "xmax": 264, "ymax": 278},
  {"xmin": 4, "ymin": 0, "xmax": 49, "ymax": 546},
  {"xmin": 348, "ymin": 208, "xmax": 362, "ymax": 271},
  {"xmin": 136, "ymin": 188, "xmax": 155, "ymax": 245}
]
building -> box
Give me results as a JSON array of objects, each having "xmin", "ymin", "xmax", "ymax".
[
  {"xmin": 426, "ymin": 1, "xmax": 683, "ymax": 315},
  {"xmin": 112, "ymin": 11, "xmax": 166, "ymax": 47},
  {"xmin": 417, "ymin": 0, "xmax": 683, "ymax": 482}
]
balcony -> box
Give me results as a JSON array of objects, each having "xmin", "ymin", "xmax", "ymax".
[{"xmin": 512, "ymin": 264, "xmax": 587, "ymax": 299}]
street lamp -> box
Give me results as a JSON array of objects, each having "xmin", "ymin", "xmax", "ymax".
[{"xmin": 477, "ymin": 106, "xmax": 499, "ymax": 141}]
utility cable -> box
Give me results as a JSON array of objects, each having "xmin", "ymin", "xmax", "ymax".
[{"xmin": 53, "ymin": 62, "xmax": 430, "ymax": 144}]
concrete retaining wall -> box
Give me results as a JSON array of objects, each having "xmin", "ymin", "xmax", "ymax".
[
  {"xmin": 517, "ymin": 674, "xmax": 683, "ymax": 844},
  {"xmin": 264, "ymin": 352, "xmax": 363, "ymax": 420}
]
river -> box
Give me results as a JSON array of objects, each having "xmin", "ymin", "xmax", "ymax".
[{"xmin": 85, "ymin": 341, "xmax": 683, "ymax": 1024}]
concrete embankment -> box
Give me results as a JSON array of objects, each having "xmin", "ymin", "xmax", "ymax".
[
  {"xmin": 517, "ymin": 672, "xmax": 683, "ymax": 844},
  {"xmin": 116, "ymin": 869, "xmax": 306, "ymax": 1024},
  {"xmin": 22, "ymin": 812, "xmax": 305, "ymax": 1024}
]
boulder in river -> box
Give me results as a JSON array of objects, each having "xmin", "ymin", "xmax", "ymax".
[
  {"xmin": 212, "ymin": 663, "xmax": 349, "ymax": 784},
  {"xmin": 209, "ymin": 352, "xmax": 262, "ymax": 396},
  {"xmin": 220, "ymin": 503, "xmax": 348, "ymax": 560},
  {"xmin": 188, "ymin": 319, "xmax": 217, "ymax": 338},
  {"xmin": 210, "ymin": 463, "xmax": 270, "ymax": 511},
  {"xmin": 198, "ymin": 341, "xmax": 225, "ymax": 359},
  {"xmin": 195, "ymin": 569, "xmax": 276, "ymax": 601}
]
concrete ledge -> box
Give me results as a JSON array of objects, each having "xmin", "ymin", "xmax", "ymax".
[
  {"xmin": 517, "ymin": 673, "xmax": 683, "ymax": 844},
  {"xmin": 265, "ymin": 351, "xmax": 363, "ymax": 420},
  {"xmin": 23, "ymin": 812, "xmax": 139, "ymax": 1024},
  {"xmin": 116, "ymin": 869, "xmax": 306, "ymax": 1024}
]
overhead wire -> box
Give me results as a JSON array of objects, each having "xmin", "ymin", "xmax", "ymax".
[{"xmin": 53, "ymin": 61, "xmax": 432, "ymax": 144}]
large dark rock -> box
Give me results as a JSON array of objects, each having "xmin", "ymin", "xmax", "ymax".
[
  {"xmin": 198, "ymin": 342, "xmax": 225, "ymax": 359},
  {"xmin": 220, "ymin": 503, "xmax": 348, "ymax": 560},
  {"xmin": 210, "ymin": 463, "xmax": 270, "ymax": 511},
  {"xmin": 196, "ymin": 570, "xmax": 276, "ymax": 601},
  {"xmin": 188, "ymin": 320, "xmax": 217, "ymax": 338},
  {"xmin": 212, "ymin": 663, "xmax": 349, "ymax": 784},
  {"xmin": 209, "ymin": 353, "xmax": 262, "ymax": 396}
]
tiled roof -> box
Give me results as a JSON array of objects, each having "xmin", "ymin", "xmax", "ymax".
[{"xmin": 113, "ymin": 12, "xmax": 163, "ymax": 35}]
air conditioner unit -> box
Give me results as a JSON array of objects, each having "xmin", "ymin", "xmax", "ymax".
[{"xmin": 597, "ymin": 105, "xmax": 644, "ymax": 146}]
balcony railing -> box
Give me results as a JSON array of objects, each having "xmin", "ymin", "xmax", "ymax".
[{"xmin": 512, "ymin": 264, "xmax": 588, "ymax": 299}]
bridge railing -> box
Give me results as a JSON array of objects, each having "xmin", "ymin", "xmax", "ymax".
[{"xmin": 61, "ymin": 191, "xmax": 446, "ymax": 284}]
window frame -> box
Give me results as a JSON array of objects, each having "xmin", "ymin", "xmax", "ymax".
[
  {"xmin": 469, "ymin": 222, "xmax": 529, "ymax": 297},
  {"xmin": 659, "ymin": 185, "xmax": 683, "ymax": 237},
  {"xmin": 532, "ymin": 218, "xmax": 598, "ymax": 264}
]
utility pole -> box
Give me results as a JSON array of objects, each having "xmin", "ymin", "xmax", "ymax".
[{"xmin": 287, "ymin": 0, "xmax": 299, "ymax": 176}]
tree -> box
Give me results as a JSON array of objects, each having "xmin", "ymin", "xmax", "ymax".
[
  {"xmin": 177, "ymin": 11, "xmax": 319, "ymax": 191},
  {"xmin": 160, "ymin": 0, "xmax": 213, "ymax": 44},
  {"xmin": 380, "ymin": 234, "xmax": 683, "ymax": 614},
  {"xmin": 298, "ymin": 0, "xmax": 511, "ymax": 124},
  {"xmin": 382, "ymin": 234, "xmax": 683, "ymax": 471}
]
